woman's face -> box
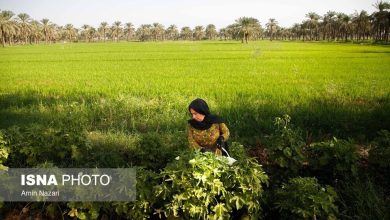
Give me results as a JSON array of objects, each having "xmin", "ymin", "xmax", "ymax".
[{"xmin": 190, "ymin": 108, "xmax": 205, "ymax": 122}]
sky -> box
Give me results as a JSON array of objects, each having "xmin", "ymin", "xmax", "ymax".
[{"xmin": 0, "ymin": 0, "xmax": 380, "ymax": 29}]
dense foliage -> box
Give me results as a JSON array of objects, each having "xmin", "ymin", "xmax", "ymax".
[
  {"xmin": 306, "ymin": 137, "xmax": 359, "ymax": 182},
  {"xmin": 64, "ymin": 149, "xmax": 269, "ymax": 220},
  {"xmin": 139, "ymin": 151, "xmax": 268, "ymax": 219},
  {"xmin": 275, "ymin": 177, "xmax": 338, "ymax": 220},
  {"xmin": 0, "ymin": 131, "xmax": 9, "ymax": 171},
  {"xmin": 264, "ymin": 115, "xmax": 306, "ymax": 175}
]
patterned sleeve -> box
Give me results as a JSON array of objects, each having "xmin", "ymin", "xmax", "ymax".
[
  {"xmin": 187, "ymin": 124, "xmax": 201, "ymax": 150},
  {"xmin": 219, "ymin": 123, "xmax": 230, "ymax": 141}
]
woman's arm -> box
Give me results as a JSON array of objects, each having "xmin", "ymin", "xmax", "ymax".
[{"xmin": 219, "ymin": 123, "xmax": 230, "ymax": 141}]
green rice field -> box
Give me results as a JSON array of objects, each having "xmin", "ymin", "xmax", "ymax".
[{"xmin": 1, "ymin": 41, "xmax": 389, "ymax": 143}]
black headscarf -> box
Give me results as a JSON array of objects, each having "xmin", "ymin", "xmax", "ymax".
[{"xmin": 188, "ymin": 98, "xmax": 224, "ymax": 130}]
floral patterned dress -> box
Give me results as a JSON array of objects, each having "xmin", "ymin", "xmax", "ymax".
[{"xmin": 187, "ymin": 123, "xmax": 230, "ymax": 154}]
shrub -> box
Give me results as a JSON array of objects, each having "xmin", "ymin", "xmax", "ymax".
[
  {"xmin": 66, "ymin": 168, "xmax": 160, "ymax": 220},
  {"xmin": 229, "ymin": 142, "xmax": 248, "ymax": 161},
  {"xmin": 0, "ymin": 131, "xmax": 9, "ymax": 171},
  {"xmin": 67, "ymin": 202, "xmax": 111, "ymax": 220},
  {"xmin": 4, "ymin": 125, "xmax": 90, "ymax": 167},
  {"xmin": 275, "ymin": 177, "xmax": 338, "ymax": 220},
  {"xmin": 0, "ymin": 131, "xmax": 9, "ymax": 209},
  {"xmin": 306, "ymin": 137, "xmax": 359, "ymax": 181},
  {"xmin": 66, "ymin": 152, "xmax": 269, "ymax": 220},
  {"xmin": 136, "ymin": 151, "xmax": 269, "ymax": 219},
  {"xmin": 135, "ymin": 133, "xmax": 177, "ymax": 170},
  {"xmin": 265, "ymin": 115, "xmax": 306, "ymax": 174},
  {"xmin": 114, "ymin": 167, "xmax": 160, "ymax": 219}
]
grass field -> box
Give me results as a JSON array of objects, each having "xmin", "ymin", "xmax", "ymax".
[
  {"xmin": 1, "ymin": 40, "xmax": 390, "ymax": 220},
  {"xmin": 1, "ymin": 41, "xmax": 389, "ymax": 144}
]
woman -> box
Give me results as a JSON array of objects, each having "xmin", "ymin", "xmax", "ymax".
[{"xmin": 187, "ymin": 98, "xmax": 230, "ymax": 155}]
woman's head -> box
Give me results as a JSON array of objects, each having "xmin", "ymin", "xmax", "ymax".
[{"xmin": 188, "ymin": 98, "xmax": 210, "ymax": 122}]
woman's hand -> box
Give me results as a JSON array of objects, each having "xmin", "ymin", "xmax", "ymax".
[{"xmin": 216, "ymin": 135, "xmax": 225, "ymax": 149}]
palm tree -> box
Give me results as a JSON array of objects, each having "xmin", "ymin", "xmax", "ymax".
[
  {"xmin": 306, "ymin": 12, "xmax": 321, "ymax": 40},
  {"xmin": 266, "ymin": 18, "xmax": 279, "ymax": 41},
  {"xmin": 218, "ymin": 28, "xmax": 226, "ymax": 40},
  {"xmin": 81, "ymin": 24, "xmax": 90, "ymax": 42},
  {"xmin": 334, "ymin": 13, "xmax": 347, "ymax": 40},
  {"xmin": 30, "ymin": 20, "xmax": 41, "ymax": 44},
  {"xmin": 278, "ymin": 27, "xmax": 288, "ymax": 40},
  {"xmin": 112, "ymin": 21, "xmax": 122, "ymax": 42},
  {"xmin": 252, "ymin": 23, "xmax": 263, "ymax": 40},
  {"xmin": 353, "ymin": 10, "xmax": 370, "ymax": 41},
  {"xmin": 151, "ymin": 23, "xmax": 165, "ymax": 41},
  {"xmin": 40, "ymin": 18, "xmax": 52, "ymax": 43},
  {"xmin": 291, "ymin": 23, "xmax": 302, "ymax": 40},
  {"xmin": 224, "ymin": 24, "xmax": 241, "ymax": 40},
  {"xmin": 180, "ymin": 26, "xmax": 193, "ymax": 40},
  {"xmin": 4, "ymin": 6, "xmax": 390, "ymax": 45},
  {"xmin": 193, "ymin": 25, "xmax": 205, "ymax": 40},
  {"xmin": 235, "ymin": 17, "xmax": 261, "ymax": 43},
  {"xmin": 16, "ymin": 13, "xmax": 31, "ymax": 44},
  {"xmin": 0, "ymin": 10, "xmax": 15, "ymax": 47},
  {"xmin": 322, "ymin": 11, "xmax": 333, "ymax": 40},
  {"xmin": 124, "ymin": 22, "xmax": 134, "ymax": 41},
  {"xmin": 88, "ymin": 27, "xmax": 96, "ymax": 42},
  {"xmin": 371, "ymin": 0, "xmax": 390, "ymax": 41},
  {"xmin": 324, "ymin": 11, "xmax": 337, "ymax": 40},
  {"xmin": 339, "ymin": 13, "xmax": 352, "ymax": 41},
  {"xmin": 136, "ymin": 24, "xmax": 152, "ymax": 41},
  {"xmin": 300, "ymin": 20, "xmax": 310, "ymax": 41},
  {"xmin": 166, "ymin": 24, "xmax": 179, "ymax": 40},
  {"xmin": 99, "ymin": 22, "xmax": 108, "ymax": 42},
  {"xmin": 205, "ymin": 24, "xmax": 217, "ymax": 40},
  {"xmin": 64, "ymin": 24, "xmax": 76, "ymax": 42},
  {"xmin": 52, "ymin": 24, "xmax": 61, "ymax": 43}
]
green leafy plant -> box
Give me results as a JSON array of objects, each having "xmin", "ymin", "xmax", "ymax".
[
  {"xmin": 0, "ymin": 131, "xmax": 9, "ymax": 209},
  {"xmin": 67, "ymin": 202, "xmax": 110, "ymax": 220},
  {"xmin": 0, "ymin": 131, "xmax": 9, "ymax": 171},
  {"xmin": 306, "ymin": 137, "xmax": 359, "ymax": 180},
  {"xmin": 229, "ymin": 142, "xmax": 248, "ymax": 161},
  {"xmin": 134, "ymin": 151, "xmax": 269, "ymax": 219},
  {"xmin": 113, "ymin": 167, "xmax": 160, "ymax": 219},
  {"xmin": 275, "ymin": 177, "xmax": 338, "ymax": 220},
  {"xmin": 134, "ymin": 132, "xmax": 179, "ymax": 170},
  {"xmin": 66, "ymin": 168, "xmax": 162, "ymax": 220},
  {"xmin": 4, "ymin": 125, "xmax": 90, "ymax": 167},
  {"xmin": 265, "ymin": 115, "xmax": 306, "ymax": 174}
]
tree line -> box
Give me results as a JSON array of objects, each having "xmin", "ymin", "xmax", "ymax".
[{"xmin": 0, "ymin": 1, "xmax": 389, "ymax": 46}]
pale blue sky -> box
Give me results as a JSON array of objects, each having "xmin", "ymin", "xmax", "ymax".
[{"xmin": 0, "ymin": 0, "xmax": 379, "ymax": 29}]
